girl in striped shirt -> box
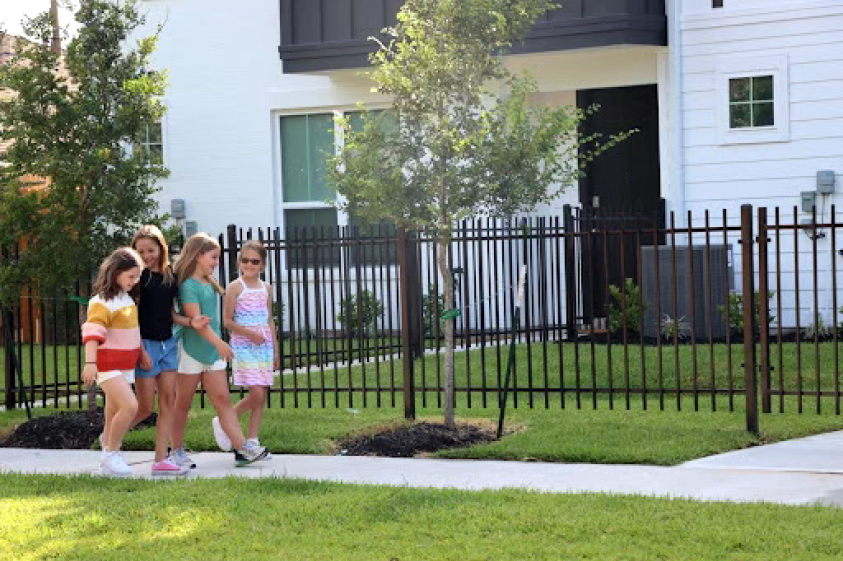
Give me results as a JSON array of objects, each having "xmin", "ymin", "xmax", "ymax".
[{"xmin": 81, "ymin": 248, "xmax": 144, "ymax": 477}]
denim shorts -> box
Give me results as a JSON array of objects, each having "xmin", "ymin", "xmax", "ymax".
[{"xmin": 135, "ymin": 337, "xmax": 179, "ymax": 379}]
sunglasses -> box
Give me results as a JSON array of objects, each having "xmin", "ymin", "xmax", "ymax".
[{"xmin": 240, "ymin": 257, "xmax": 262, "ymax": 265}]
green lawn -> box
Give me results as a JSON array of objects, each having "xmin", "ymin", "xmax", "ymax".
[
  {"xmin": 4, "ymin": 394, "xmax": 842, "ymax": 466},
  {"xmin": 1, "ymin": 475, "xmax": 841, "ymax": 561},
  {"xmin": 3, "ymin": 339, "xmax": 843, "ymax": 465}
]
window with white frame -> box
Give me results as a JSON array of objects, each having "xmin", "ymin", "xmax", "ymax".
[
  {"xmin": 137, "ymin": 121, "xmax": 163, "ymax": 165},
  {"xmin": 279, "ymin": 110, "xmax": 396, "ymax": 267},
  {"xmin": 715, "ymin": 56, "xmax": 789, "ymax": 145}
]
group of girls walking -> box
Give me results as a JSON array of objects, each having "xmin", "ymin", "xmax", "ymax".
[{"xmin": 81, "ymin": 226, "xmax": 277, "ymax": 476}]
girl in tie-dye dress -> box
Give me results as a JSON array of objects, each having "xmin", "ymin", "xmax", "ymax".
[{"xmin": 223, "ymin": 241, "xmax": 279, "ymax": 455}]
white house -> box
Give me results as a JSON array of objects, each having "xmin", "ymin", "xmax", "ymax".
[{"xmin": 133, "ymin": 0, "xmax": 843, "ymax": 331}]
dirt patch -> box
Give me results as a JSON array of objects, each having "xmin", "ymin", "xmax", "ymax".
[
  {"xmin": 338, "ymin": 421, "xmax": 498, "ymax": 458},
  {"xmin": 1, "ymin": 409, "xmax": 157, "ymax": 449}
]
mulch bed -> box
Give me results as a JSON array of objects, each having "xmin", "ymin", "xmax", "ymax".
[
  {"xmin": 338, "ymin": 422, "xmax": 497, "ymax": 458},
  {"xmin": 1, "ymin": 408, "xmax": 157, "ymax": 449}
]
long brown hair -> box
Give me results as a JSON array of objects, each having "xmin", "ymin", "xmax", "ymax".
[
  {"xmin": 131, "ymin": 224, "xmax": 174, "ymax": 285},
  {"xmin": 92, "ymin": 248, "xmax": 144, "ymax": 302},
  {"xmin": 173, "ymin": 233, "xmax": 225, "ymax": 294}
]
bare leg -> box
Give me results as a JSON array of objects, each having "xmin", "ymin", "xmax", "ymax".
[
  {"xmin": 202, "ymin": 370, "xmax": 246, "ymax": 451},
  {"xmin": 233, "ymin": 394, "xmax": 254, "ymax": 418},
  {"xmin": 171, "ymin": 374, "xmax": 201, "ymax": 450},
  {"xmin": 102, "ymin": 393, "xmax": 117, "ymax": 450},
  {"xmin": 245, "ymin": 386, "xmax": 267, "ymax": 440},
  {"xmin": 154, "ymin": 370, "xmax": 177, "ymax": 463},
  {"xmin": 130, "ymin": 377, "xmax": 156, "ymax": 429},
  {"xmin": 99, "ymin": 377, "xmax": 138, "ymax": 452}
]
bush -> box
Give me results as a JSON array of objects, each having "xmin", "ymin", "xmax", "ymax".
[
  {"xmin": 337, "ymin": 290, "xmax": 384, "ymax": 337},
  {"xmin": 660, "ymin": 314, "xmax": 690, "ymax": 341},
  {"xmin": 718, "ymin": 291, "xmax": 775, "ymax": 335},
  {"xmin": 421, "ymin": 285, "xmax": 446, "ymax": 337},
  {"xmin": 607, "ymin": 279, "xmax": 646, "ymax": 334}
]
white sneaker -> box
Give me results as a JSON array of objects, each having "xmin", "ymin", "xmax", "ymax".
[
  {"xmin": 170, "ymin": 447, "xmax": 196, "ymax": 469},
  {"xmin": 100, "ymin": 451, "xmax": 131, "ymax": 477},
  {"xmin": 234, "ymin": 444, "xmax": 269, "ymax": 467},
  {"xmin": 212, "ymin": 417, "xmax": 232, "ymax": 452},
  {"xmin": 246, "ymin": 438, "xmax": 272, "ymax": 460}
]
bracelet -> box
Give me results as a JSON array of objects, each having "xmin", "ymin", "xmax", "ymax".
[{"xmin": 85, "ymin": 362, "xmax": 97, "ymax": 364}]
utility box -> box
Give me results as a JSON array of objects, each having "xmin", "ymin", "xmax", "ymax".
[
  {"xmin": 817, "ymin": 170, "xmax": 836, "ymax": 195},
  {"xmin": 171, "ymin": 199, "xmax": 186, "ymax": 219},
  {"xmin": 801, "ymin": 191, "xmax": 817, "ymax": 213},
  {"xmin": 640, "ymin": 245, "xmax": 734, "ymax": 340}
]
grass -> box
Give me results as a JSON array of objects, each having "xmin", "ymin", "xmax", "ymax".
[
  {"xmin": 3, "ymin": 338, "xmax": 843, "ymax": 465},
  {"xmin": 1, "ymin": 474, "xmax": 842, "ymax": 561},
  {"xmin": 4, "ymin": 394, "xmax": 842, "ymax": 466}
]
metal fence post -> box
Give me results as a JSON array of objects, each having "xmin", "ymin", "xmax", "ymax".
[
  {"xmin": 562, "ymin": 205, "xmax": 576, "ymax": 341},
  {"xmin": 740, "ymin": 204, "xmax": 759, "ymax": 434},
  {"xmin": 3, "ymin": 306, "xmax": 16, "ymax": 410},
  {"xmin": 226, "ymin": 224, "xmax": 238, "ymax": 282},
  {"xmin": 756, "ymin": 207, "xmax": 771, "ymax": 413},
  {"xmin": 397, "ymin": 227, "xmax": 416, "ymax": 420}
]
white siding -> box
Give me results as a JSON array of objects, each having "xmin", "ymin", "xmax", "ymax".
[{"xmin": 679, "ymin": 1, "xmax": 843, "ymax": 328}]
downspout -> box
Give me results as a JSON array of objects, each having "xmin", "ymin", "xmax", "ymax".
[{"xmin": 668, "ymin": 0, "xmax": 685, "ymax": 225}]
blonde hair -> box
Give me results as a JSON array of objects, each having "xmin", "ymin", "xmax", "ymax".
[
  {"xmin": 92, "ymin": 247, "xmax": 144, "ymax": 301},
  {"xmin": 173, "ymin": 232, "xmax": 225, "ymax": 294},
  {"xmin": 131, "ymin": 224, "xmax": 175, "ymax": 285}
]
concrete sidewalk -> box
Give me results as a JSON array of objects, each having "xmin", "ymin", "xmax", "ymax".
[{"xmin": 1, "ymin": 431, "xmax": 842, "ymax": 508}]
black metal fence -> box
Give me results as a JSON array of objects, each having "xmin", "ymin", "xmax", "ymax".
[{"xmin": 4, "ymin": 204, "xmax": 843, "ymax": 431}]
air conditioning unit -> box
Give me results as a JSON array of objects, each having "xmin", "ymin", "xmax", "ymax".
[{"xmin": 640, "ymin": 245, "xmax": 734, "ymax": 340}]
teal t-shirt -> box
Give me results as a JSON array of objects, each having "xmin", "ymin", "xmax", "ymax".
[{"xmin": 179, "ymin": 277, "xmax": 222, "ymax": 364}]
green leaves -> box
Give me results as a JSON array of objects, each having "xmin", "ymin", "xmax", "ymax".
[{"xmin": 0, "ymin": 0, "xmax": 169, "ymax": 304}]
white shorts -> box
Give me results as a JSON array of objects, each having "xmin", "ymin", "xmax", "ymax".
[
  {"xmin": 178, "ymin": 343, "xmax": 227, "ymax": 375},
  {"xmin": 97, "ymin": 369, "xmax": 135, "ymax": 385}
]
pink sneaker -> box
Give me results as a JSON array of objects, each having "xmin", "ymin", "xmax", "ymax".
[{"xmin": 151, "ymin": 457, "xmax": 189, "ymax": 476}]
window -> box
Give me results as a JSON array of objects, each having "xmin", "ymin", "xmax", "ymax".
[
  {"xmin": 280, "ymin": 114, "xmax": 335, "ymax": 202},
  {"xmin": 284, "ymin": 208, "xmax": 341, "ymax": 267},
  {"xmin": 728, "ymin": 76, "xmax": 773, "ymax": 129},
  {"xmin": 279, "ymin": 109, "xmax": 397, "ymax": 268},
  {"xmin": 713, "ymin": 0, "xmax": 723, "ymax": 7},
  {"xmin": 137, "ymin": 121, "xmax": 163, "ymax": 165},
  {"xmin": 715, "ymin": 56, "xmax": 789, "ymax": 145}
]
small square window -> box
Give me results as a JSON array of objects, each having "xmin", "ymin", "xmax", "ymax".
[
  {"xmin": 137, "ymin": 121, "xmax": 164, "ymax": 165},
  {"xmin": 728, "ymin": 75, "xmax": 774, "ymax": 129}
]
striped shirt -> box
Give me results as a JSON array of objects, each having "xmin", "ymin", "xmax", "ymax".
[{"xmin": 81, "ymin": 292, "xmax": 141, "ymax": 371}]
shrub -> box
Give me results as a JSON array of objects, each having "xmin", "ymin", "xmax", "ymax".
[
  {"xmin": 718, "ymin": 291, "xmax": 775, "ymax": 335},
  {"xmin": 421, "ymin": 285, "xmax": 447, "ymax": 337},
  {"xmin": 337, "ymin": 290, "xmax": 384, "ymax": 337},
  {"xmin": 660, "ymin": 315, "xmax": 690, "ymax": 341},
  {"xmin": 607, "ymin": 279, "xmax": 646, "ymax": 334}
]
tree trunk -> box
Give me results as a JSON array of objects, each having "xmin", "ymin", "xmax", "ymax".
[
  {"xmin": 50, "ymin": 0, "xmax": 61, "ymax": 54},
  {"xmin": 437, "ymin": 238, "xmax": 455, "ymax": 430}
]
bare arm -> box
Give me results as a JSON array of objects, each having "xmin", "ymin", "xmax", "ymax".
[
  {"xmin": 82, "ymin": 340, "xmax": 99, "ymax": 386},
  {"xmin": 223, "ymin": 282, "xmax": 258, "ymax": 339},
  {"xmin": 182, "ymin": 301, "xmax": 233, "ymax": 360},
  {"xmin": 266, "ymin": 283, "xmax": 280, "ymax": 369},
  {"xmin": 172, "ymin": 305, "xmax": 210, "ymax": 329}
]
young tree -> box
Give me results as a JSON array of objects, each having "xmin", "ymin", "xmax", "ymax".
[
  {"xmin": 0, "ymin": 0, "xmax": 168, "ymax": 304},
  {"xmin": 329, "ymin": 0, "xmax": 629, "ymax": 429}
]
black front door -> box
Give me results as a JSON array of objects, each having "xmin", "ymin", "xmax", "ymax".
[{"xmin": 576, "ymin": 85, "xmax": 662, "ymax": 322}]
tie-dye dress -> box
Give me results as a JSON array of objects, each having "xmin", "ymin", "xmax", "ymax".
[{"xmin": 230, "ymin": 279, "xmax": 274, "ymax": 386}]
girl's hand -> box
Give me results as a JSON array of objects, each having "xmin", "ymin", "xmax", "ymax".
[
  {"xmin": 82, "ymin": 364, "xmax": 98, "ymax": 387},
  {"xmin": 273, "ymin": 355, "xmax": 280, "ymax": 371},
  {"xmin": 190, "ymin": 315, "xmax": 212, "ymax": 329},
  {"xmin": 139, "ymin": 349, "xmax": 152, "ymax": 371},
  {"xmin": 246, "ymin": 329, "xmax": 266, "ymax": 344},
  {"xmin": 216, "ymin": 341, "xmax": 234, "ymax": 361}
]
